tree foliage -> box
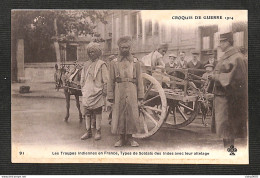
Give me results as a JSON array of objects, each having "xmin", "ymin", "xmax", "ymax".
[
  {"xmin": 11, "ymin": 10, "xmax": 108, "ymax": 63},
  {"xmin": 12, "ymin": 10, "xmax": 108, "ymax": 41}
]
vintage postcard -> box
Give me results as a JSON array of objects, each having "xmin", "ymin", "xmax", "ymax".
[{"xmin": 11, "ymin": 10, "xmax": 248, "ymax": 164}]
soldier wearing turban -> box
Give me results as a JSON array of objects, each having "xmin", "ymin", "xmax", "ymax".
[
  {"xmin": 80, "ymin": 42, "xmax": 109, "ymax": 141},
  {"xmin": 140, "ymin": 43, "xmax": 168, "ymax": 68},
  {"xmin": 107, "ymin": 36, "xmax": 144, "ymax": 147}
]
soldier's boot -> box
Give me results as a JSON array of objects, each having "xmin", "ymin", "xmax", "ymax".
[
  {"xmin": 128, "ymin": 134, "xmax": 139, "ymax": 147},
  {"xmin": 94, "ymin": 129, "xmax": 101, "ymax": 141},
  {"xmin": 81, "ymin": 129, "xmax": 92, "ymax": 140},
  {"xmin": 81, "ymin": 115, "xmax": 92, "ymax": 140},
  {"xmin": 223, "ymin": 138, "xmax": 235, "ymax": 150},
  {"xmin": 114, "ymin": 134, "xmax": 125, "ymax": 147}
]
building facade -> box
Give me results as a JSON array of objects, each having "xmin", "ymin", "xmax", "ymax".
[{"xmin": 14, "ymin": 10, "xmax": 247, "ymax": 82}]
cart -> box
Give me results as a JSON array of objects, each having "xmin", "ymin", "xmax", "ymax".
[{"xmin": 133, "ymin": 66, "xmax": 214, "ymax": 139}]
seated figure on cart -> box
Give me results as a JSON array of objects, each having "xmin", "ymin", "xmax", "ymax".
[{"xmin": 140, "ymin": 43, "xmax": 168, "ymax": 68}]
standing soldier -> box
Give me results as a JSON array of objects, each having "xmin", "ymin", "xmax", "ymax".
[
  {"xmin": 107, "ymin": 36, "xmax": 144, "ymax": 147},
  {"xmin": 80, "ymin": 42, "xmax": 108, "ymax": 141},
  {"xmin": 208, "ymin": 32, "xmax": 247, "ymax": 149}
]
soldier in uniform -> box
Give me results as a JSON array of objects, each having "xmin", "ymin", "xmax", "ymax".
[
  {"xmin": 80, "ymin": 42, "xmax": 109, "ymax": 141},
  {"xmin": 107, "ymin": 36, "xmax": 144, "ymax": 147},
  {"xmin": 208, "ymin": 32, "xmax": 248, "ymax": 149},
  {"xmin": 140, "ymin": 43, "xmax": 168, "ymax": 68}
]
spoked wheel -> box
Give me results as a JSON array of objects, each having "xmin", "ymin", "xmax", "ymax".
[
  {"xmin": 163, "ymin": 99, "xmax": 199, "ymax": 129},
  {"xmin": 133, "ymin": 73, "xmax": 168, "ymax": 139}
]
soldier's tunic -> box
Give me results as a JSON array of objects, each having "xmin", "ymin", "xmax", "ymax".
[
  {"xmin": 212, "ymin": 47, "xmax": 247, "ymax": 139},
  {"xmin": 107, "ymin": 54, "xmax": 144, "ymax": 134}
]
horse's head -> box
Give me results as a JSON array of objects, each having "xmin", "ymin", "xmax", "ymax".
[{"xmin": 54, "ymin": 64, "xmax": 66, "ymax": 91}]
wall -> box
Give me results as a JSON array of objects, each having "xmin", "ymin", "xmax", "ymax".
[{"xmin": 24, "ymin": 63, "xmax": 56, "ymax": 83}]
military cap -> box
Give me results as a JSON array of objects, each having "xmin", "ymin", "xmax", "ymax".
[
  {"xmin": 169, "ymin": 53, "xmax": 177, "ymax": 58},
  {"xmin": 117, "ymin": 36, "xmax": 132, "ymax": 47},
  {"xmin": 220, "ymin": 32, "xmax": 233, "ymax": 42},
  {"xmin": 191, "ymin": 50, "xmax": 200, "ymax": 55}
]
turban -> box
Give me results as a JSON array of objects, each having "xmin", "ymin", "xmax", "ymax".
[
  {"xmin": 86, "ymin": 42, "xmax": 102, "ymax": 57},
  {"xmin": 117, "ymin": 36, "xmax": 132, "ymax": 47},
  {"xmin": 157, "ymin": 43, "xmax": 168, "ymax": 50}
]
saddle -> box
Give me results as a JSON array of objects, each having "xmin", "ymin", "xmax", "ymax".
[{"xmin": 65, "ymin": 67, "xmax": 82, "ymax": 90}]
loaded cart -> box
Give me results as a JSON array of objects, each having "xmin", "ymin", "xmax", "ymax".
[{"xmin": 133, "ymin": 66, "xmax": 214, "ymax": 139}]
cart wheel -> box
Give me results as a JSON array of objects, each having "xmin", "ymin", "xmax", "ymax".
[
  {"xmin": 163, "ymin": 99, "xmax": 199, "ymax": 129},
  {"xmin": 133, "ymin": 73, "xmax": 168, "ymax": 139}
]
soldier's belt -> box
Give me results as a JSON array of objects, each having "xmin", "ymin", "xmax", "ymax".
[{"xmin": 115, "ymin": 77, "xmax": 137, "ymax": 83}]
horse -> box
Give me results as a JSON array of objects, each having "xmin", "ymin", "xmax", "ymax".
[{"xmin": 54, "ymin": 64, "xmax": 83, "ymax": 123}]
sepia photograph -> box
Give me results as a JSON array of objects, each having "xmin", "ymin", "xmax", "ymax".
[{"xmin": 11, "ymin": 10, "xmax": 248, "ymax": 164}]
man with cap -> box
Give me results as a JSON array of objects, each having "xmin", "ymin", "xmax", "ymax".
[
  {"xmin": 80, "ymin": 42, "xmax": 109, "ymax": 141},
  {"xmin": 187, "ymin": 50, "xmax": 204, "ymax": 72},
  {"xmin": 173, "ymin": 51, "xmax": 188, "ymax": 82},
  {"xmin": 165, "ymin": 53, "xmax": 178, "ymax": 75},
  {"xmin": 141, "ymin": 43, "xmax": 168, "ymax": 68},
  {"xmin": 187, "ymin": 50, "xmax": 204, "ymax": 88},
  {"xmin": 107, "ymin": 36, "xmax": 144, "ymax": 147},
  {"xmin": 208, "ymin": 32, "xmax": 247, "ymax": 149},
  {"xmin": 205, "ymin": 50, "xmax": 217, "ymax": 68}
]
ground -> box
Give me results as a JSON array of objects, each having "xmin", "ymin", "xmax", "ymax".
[
  {"xmin": 12, "ymin": 94, "xmax": 223, "ymax": 151},
  {"xmin": 11, "ymin": 82, "xmax": 248, "ymax": 159}
]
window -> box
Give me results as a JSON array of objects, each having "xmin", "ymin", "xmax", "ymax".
[
  {"xmin": 153, "ymin": 22, "xmax": 159, "ymax": 35},
  {"xmin": 145, "ymin": 20, "xmax": 152, "ymax": 37},
  {"xmin": 233, "ymin": 31, "xmax": 244, "ymax": 47},
  {"xmin": 130, "ymin": 13, "xmax": 137, "ymax": 38},
  {"xmin": 202, "ymin": 36, "xmax": 210, "ymax": 50},
  {"xmin": 115, "ymin": 17, "xmax": 120, "ymax": 44},
  {"xmin": 124, "ymin": 15, "xmax": 129, "ymax": 35},
  {"xmin": 138, "ymin": 14, "xmax": 142, "ymax": 38},
  {"xmin": 161, "ymin": 24, "xmax": 172, "ymax": 43},
  {"xmin": 214, "ymin": 32, "xmax": 220, "ymax": 49},
  {"xmin": 66, "ymin": 45, "xmax": 77, "ymax": 61}
]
